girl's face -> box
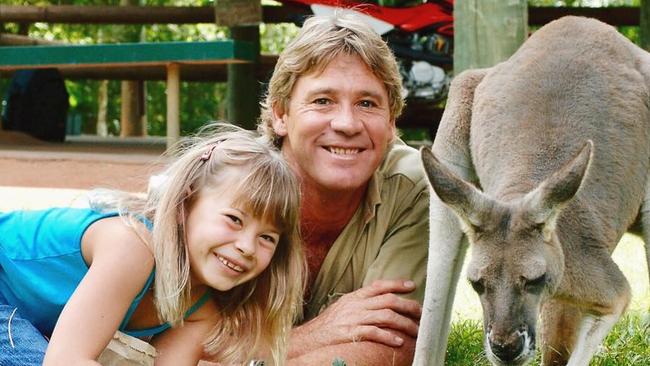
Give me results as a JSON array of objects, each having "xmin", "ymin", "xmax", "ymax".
[{"xmin": 184, "ymin": 181, "xmax": 280, "ymax": 292}]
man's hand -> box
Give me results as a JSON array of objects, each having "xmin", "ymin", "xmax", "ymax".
[{"xmin": 289, "ymin": 279, "xmax": 421, "ymax": 358}]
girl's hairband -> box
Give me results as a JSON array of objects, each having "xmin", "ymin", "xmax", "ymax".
[{"xmin": 200, "ymin": 143, "xmax": 219, "ymax": 162}]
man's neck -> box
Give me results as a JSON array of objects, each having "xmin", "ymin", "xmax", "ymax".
[{"xmin": 300, "ymin": 182, "xmax": 366, "ymax": 247}]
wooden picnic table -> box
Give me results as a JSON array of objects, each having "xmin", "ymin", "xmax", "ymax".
[{"xmin": 0, "ymin": 40, "xmax": 255, "ymax": 147}]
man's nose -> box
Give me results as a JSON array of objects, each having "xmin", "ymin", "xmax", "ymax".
[{"xmin": 330, "ymin": 105, "xmax": 363, "ymax": 135}]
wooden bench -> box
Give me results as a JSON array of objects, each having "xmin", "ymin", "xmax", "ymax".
[{"xmin": 0, "ymin": 40, "xmax": 255, "ymax": 147}]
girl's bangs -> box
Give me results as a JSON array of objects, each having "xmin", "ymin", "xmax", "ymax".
[{"xmin": 231, "ymin": 162, "xmax": 297, "ymax": 232}]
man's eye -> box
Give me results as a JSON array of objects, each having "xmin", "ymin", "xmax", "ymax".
[
  {"xmin": 313, "ymin": 98, "xmax": 331, "ymax": 105},
  {"xmin": 359, "ymin": 100, "xmax": 376, "ymax": 108}
]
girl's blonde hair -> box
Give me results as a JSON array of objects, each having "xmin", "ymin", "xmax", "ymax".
[
  {"xmin": 259, "ymin": 11, "xmax": 405, "ymax": 147},
  {"xmin": 91, "ymin": 123, "xmax": 304, "ymax": 365}
]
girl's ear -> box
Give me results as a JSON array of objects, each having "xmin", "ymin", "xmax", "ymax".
[{"xmin": 271, "ymin": 103, "xmax": 288, "ymax": 137}]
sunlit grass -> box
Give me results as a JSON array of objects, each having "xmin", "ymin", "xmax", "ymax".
[{"xmin": 447, "ymin": 233, "xmax": 649, "ymax": 365}]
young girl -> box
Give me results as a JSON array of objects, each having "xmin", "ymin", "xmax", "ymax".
[{"xmin": 0, "ymin": 125, "xmax": 305, "ymax": 365}]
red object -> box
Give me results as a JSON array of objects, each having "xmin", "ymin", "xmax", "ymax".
[{"xmin": 282, "ymin": 0, "xmax": 454, "ymax": 36}]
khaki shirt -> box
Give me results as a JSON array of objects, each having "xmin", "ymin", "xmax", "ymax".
[{"xmin": 303, "ymin": 141, "xmax": 430, "ymax": 321}]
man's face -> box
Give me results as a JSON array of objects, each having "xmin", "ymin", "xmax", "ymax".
[{"xmin": 272, "ymin": 53, "xmax": 395, "ymax": 193}]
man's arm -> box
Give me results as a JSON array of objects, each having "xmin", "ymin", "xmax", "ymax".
[
  {"xmin": 288, "ymin": 280, "xmax": 420, "ymax": 365},
  {"xmin": 289, "ymin": 333, "xmax": 415, "ymax": 366}
]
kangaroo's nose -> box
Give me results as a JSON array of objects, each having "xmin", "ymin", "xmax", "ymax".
[{"xmin": 489, "ymin": 333, "xmax": 525, "ymax": 363}]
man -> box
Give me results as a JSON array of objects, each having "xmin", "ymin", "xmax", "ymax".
[{"xmin": 258, "ymin": 12, "xmax": 429, "ymax": 365}]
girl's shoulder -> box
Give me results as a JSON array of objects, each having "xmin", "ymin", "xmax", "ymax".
[{"xmin": 81, "ymin": 215, "xmax": 154, "ymax": 270}]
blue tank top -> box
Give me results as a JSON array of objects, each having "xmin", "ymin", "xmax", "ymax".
[{"xmin": 0, "ymin": 207, "xmax": 210, "ymax": 338}]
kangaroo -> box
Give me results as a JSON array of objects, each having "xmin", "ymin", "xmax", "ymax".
[{"xmin": 413, "ymin": 16, "xmax": 650, "ymax": 366}]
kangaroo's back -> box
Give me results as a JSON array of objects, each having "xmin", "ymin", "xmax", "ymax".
[{"xmin": 469, "ymin": 16, "xmax": 650, "ymax": 242}]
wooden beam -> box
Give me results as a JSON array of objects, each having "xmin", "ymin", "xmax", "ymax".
[
  {"xmin": 0, "ymin": 5, "xmax": 214, "ymax": 24},
  {"xmin": 0, "ymin": 33, "xmax": 62, "ymax": 45},
  {"xmin": 0, "ymin": 5, "xmax": 640, "ymax": 26},
  {"xmin": 0, "ymin": 40, "xmax": 254, "ymax": 71},
  {"xmin": 0, "ymin": 54, "xmax": 278, "ymax": 81}
]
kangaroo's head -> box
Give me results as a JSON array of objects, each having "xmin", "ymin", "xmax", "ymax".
[{"xmin": 421, "ymin": 141, "xmax": 592, "ymax": 366}]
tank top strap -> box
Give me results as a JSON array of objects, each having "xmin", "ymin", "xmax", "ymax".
[
  {"xmin": 118, "ymin": 270, "xmax": 155, "ymax": 331},
  {"xmin": 122, "ymin": 289, "xmax": 212, "ymax": 339}
]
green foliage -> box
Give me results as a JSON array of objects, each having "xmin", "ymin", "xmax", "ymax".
[
  {"xmin": 331, "ymin": 358, "xmax": 347, "ymax": 366},
  {"xmin": 445, "ymin": 313, "xmax": 650, "ymax": 365}
]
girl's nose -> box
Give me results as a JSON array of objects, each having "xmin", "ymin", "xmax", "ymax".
[
  {"xmin": 235, "ymin": 235, "xmax": 256, "ymax": 257},
  {"xmin": 330, "ymin": 105, "xmax": 362, "ymax": 136}
]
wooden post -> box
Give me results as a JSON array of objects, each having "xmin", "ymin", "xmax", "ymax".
[
  {"xmin": 215, "ymin": 0, "xmax": 261, "ymax": 130},
  {"xmin": 119, "ymin": 0, "xmax": 146, "ymax": 137},
  {"xmin": 454, "ymin": 0, "xmax": 528, "ymax": 75},
  {"xmin": 641, "ymin": 0, "xmax": 649, "ymax": 51},
  {"xmin": 227, "ymin": 25, "xmax": 260, "ymax": 130},
  {"xmin": 166, "ymin": 63, "xmax": 180, "ymax": 148}
]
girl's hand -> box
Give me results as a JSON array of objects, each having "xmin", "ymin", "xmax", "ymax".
[
  {"xmin": 43, "ymin": 217, "xmax": 154, "ymax": 365},
  {"xmin": 151, "ymin": 294, "xmax": 218, "ymax": 366}
]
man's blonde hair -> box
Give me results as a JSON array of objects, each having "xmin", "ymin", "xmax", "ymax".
[
  {"xmin": 92, "ymin": 124, "xmax": 304, "ymax": 365},
  {"xmin": 259, "ymin": 11, "xmax": 404, "ymax": 147}
]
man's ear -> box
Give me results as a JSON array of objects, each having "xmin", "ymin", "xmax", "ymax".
[{"xmin": 271, "ymin": 103, "xmax": 288, "ymax": 137}]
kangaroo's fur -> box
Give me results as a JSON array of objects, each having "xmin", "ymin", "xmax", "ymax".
[{"xmin": 414, "ymin": 16, "xmax": 650, "ymax": 366}]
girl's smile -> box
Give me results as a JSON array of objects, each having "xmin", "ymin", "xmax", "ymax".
[
  {"xmin": 215, "ymin": 253, "xmax": 247, "ymax": 273},
  {"xmin": 185, "ymin": 176, "xmax": 280, "ymax": 292}
]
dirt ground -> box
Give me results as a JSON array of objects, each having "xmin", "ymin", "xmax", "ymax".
[{"xmin": 0, "ymin": 131, "xmax": 167, "ymax": 192}]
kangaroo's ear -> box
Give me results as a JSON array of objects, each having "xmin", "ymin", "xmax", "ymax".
[
  {"xmin": 421, "ymin": 147, "xmax": 490, "ymax": 230},
  {"xmin": 522, "ymin": 140, "xmax": 593, "ymax": 231}
]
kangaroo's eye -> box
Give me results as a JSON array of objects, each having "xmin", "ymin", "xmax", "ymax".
[
  {"xmin": 469, "ymin": 279, "xmax": 485, "ymax": 295},
  {"xmin": 524, "ymin": 274, "xmax": 547, "ymax": 293}
]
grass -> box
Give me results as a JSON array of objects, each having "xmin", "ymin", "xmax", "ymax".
[
  {"xmin": 445, "ymin": 233, "xmax": 649, "ymax": 365},
  {"xmin": 446, "ymin": 313, "xmax": 650, "ymax": 366}
]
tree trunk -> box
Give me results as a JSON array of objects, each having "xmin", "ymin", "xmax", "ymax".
[
  {"xmin": 119, "ymin": 0, "xmax": 146, "ymax": 137},
  {"xmin": 454, "ymin": 0, "xmax": 528, "ymax": 75}
]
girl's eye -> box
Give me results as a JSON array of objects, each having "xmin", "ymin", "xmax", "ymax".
[
  {"xmin": 260, "ymin": 234, "xmax": 279, "ymax": 246},
  {"xmin": 226, "ymin": 214, "xmax": 242, "ymax": 226}
]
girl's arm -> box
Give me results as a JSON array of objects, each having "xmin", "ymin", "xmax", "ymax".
[
  {"xmin": 44, "ymin": 217, "xmax": 155, "ymax": 365},
  {"xmin": 150, "ymin": 297, "xmax": 219, "ymax": 365}
]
